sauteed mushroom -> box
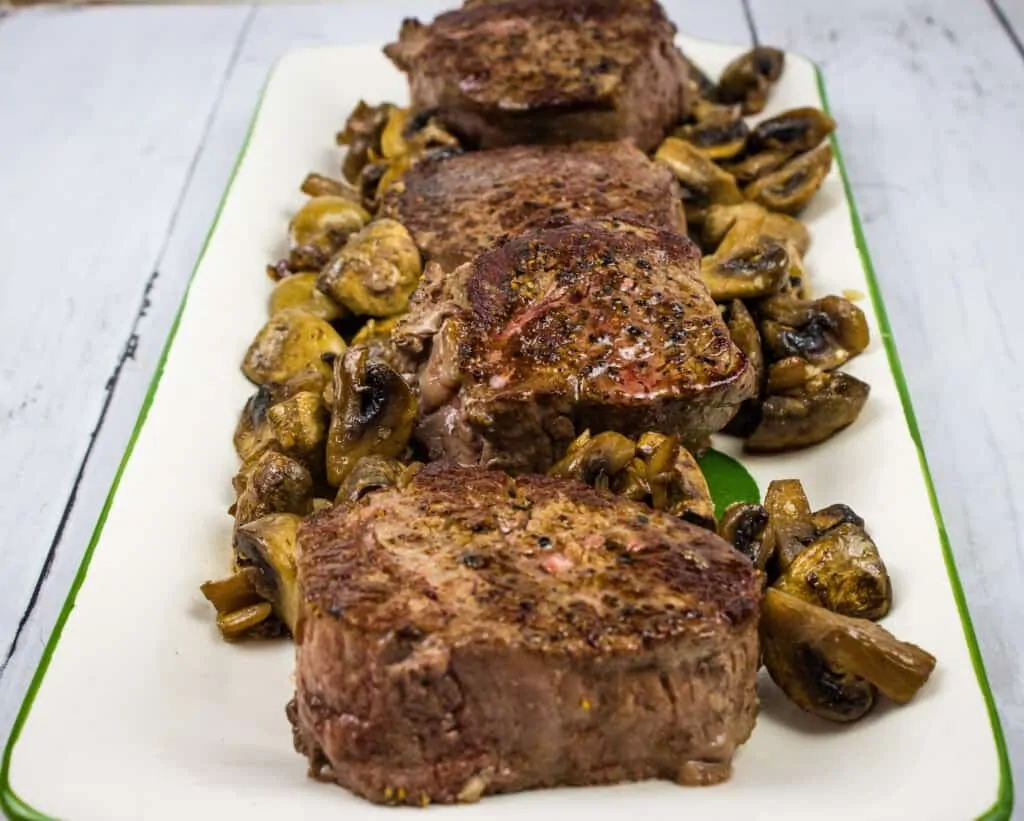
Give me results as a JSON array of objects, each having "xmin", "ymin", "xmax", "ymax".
[
  {"xmin": 233, "ymin": 386, "xmax": 275, "ymax": 464},
  {"xmin": 269, "ymin": 273, "xmax": 345, "ymax": 321},
  {"xmin": 638, "ymin": 432, "xmax": 715, "ymax": 527},
  {"xmin": 746, "ymin": 371, "xmax": 871, "ymax": 452},
  {"xmin": 811, "ymin": 503, "xmax": 865, "ymax": 533},
  {"xmin": 200, "ymin": 567, "xmax": 272, "ymax": 640},
  {"xmin": 549, "ymin": 430, "xmax": 636, "ymax": 489},
  {"xmin": 761, "ymin": 588, "xmax": 936, "ymax": 722},
  {"xmin": 703, "ymin": 203, "xmax": 811, "ymax": 258},
  {"xmin": 266, "ymin": 390, "xmax": 329, "ymax": 476},
  {"xmin": 760, "ymin": 293, "xmax": 870, "ymax": 371},
  {"xmin": 674, "ymin": 101, "xmax": 749, "ymax": 161},
  {"xmin": 717, "ymin": 46, "xmax": 785, "ymax": 114},
  {"xmin": 722, "ymin": 300, "xmax": 765, "ymax": 436},
  {"xmin": 717, "ymin": 502, "xmax": 771, "ymax": 569},
  {"xmin": 337, "ymin": 100, "xmax": 394, "ymax": 182},
  {"xmin": 325, "ymin": 348, "xmax": 417, "ymax": 487},
  {"xmin": 748, "ymin": 106, "xmax": 836, "ymax": 156},
  {"xmin": 318, "ymin": 219, "xmax": 423, "ymax": 317},
  {"xmin": 745, "ymin": 143, "xmax": 833, "ymax": 215},
  {"xmin": 234, "ymin": 512, "xmax": 302, "ymax": 634},
  {"xmin": 721, "ymin": 149, "xmax": 790, "ymax": 188},
  {"xmin": 774, "ymin": 522, "xmax": 892, "ymax": 620},
  {"xmin": 242, "ymin": 308, "xmax": 346, "ymax": 386},
  {"xmin": 766, "ymin": 356, "xmax": 823, "ymax": 393},
  {"xmin": 334, "ymin": 455, "xmax": 418, "ymax": 503},
  {"xmin": 288, "ymin": 196, "xmax": 371, "ymax": 270},
  {"xmin": 700, "ymin": 234, "xmax": 789, "ymax": 301},
  {"xmin": 762, "ymin": 478, "xmax": 816, "ymax": 572},
  {"xmin": 233, "ymin": 451, "xmax": 314, "ymax": 527},
  {"xmin": 654, "ymin": 137, "xmax": 743, "ymax": 222},
  {"xmin": 300, "ymin": 172, "xmax": 361, "ymax": 200}
]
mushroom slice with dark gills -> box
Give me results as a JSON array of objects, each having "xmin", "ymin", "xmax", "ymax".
[
  {"xmin": 744, "ymin": 143, "xmax": 834, "ymax": 215},
  {"xmin": 335, "ymin": 455, "xmax": 422, "ymax": 503},
  {"xmin": 398, "ymin": 217, "xmax": 756, "ymax": 474},
  {"xmin": 746, "ymin": 371, "xmax": 871, "ymax": 453},
  {"xmin": 325, "ymin": 347, "xmax": 416, "ymax": 487},
  {"xmin": 718, "ymin": 502, "xmax": 771, "ymax": 570},
  {"xmin": 722, "ymin": 300, "xmax": 765, "ymax": 437},
  {"xmin": 720, "ymin": 149, "xmax": 790, "ymax": 188},
  {"xmin": 700, "ymin": 218, "xmax": 790, "ymax": 301},
  {"xmin": 717, "ymin": 46, "xmax": 785, "ymax": 115},
  {"xmin": 703, "ymin": 202, "xmax": 811, "ymax": 258},
  {"xmin": 548, "ymin": 430, "xmax": 636, "ymax": 489},
  {"xmin": 761, "ymin": 588, "xmax": 936, "ymax": 722},
  {"xmin": 287, "ymin": 196, "xmax": 371, "ymax": 271},
  {"xmin": 748, "ymin": 106, "xmax": 836, "ymax": 156},
  {"xmin": 760, "ymin": 293, "xmax": 870, "ymax": 371},
  {"xmin": 674, "ymin": 100, "xmax": 749, "ymax": 161}
]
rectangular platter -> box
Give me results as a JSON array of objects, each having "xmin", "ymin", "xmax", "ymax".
[{"xmin": 1, "ymin": 37, "xmax": 1012, "ymax": 821}]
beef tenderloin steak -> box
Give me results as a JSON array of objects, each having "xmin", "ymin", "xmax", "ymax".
[
  {"xmin": 395, "ymin": 217, "xmax": 756, "ymax": 473},
  {"xmin": 290, "ymin": 466, "xmax": 761, "ymax": 805},
  {"xmin": 379, "ymin": 140, "xmax": 686, "ymax": 271},
  {"xmin": 383, "ymin": 0, "xmax": 690, "ymax": 152}
]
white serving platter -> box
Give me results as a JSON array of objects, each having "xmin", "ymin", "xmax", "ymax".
[{"xmin": 0, "ymin": 36, "xmax": 1011, "ymax": 821}]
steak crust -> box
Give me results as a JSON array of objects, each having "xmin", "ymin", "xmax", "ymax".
[
  {"xmin": 384, "ymin": 0, "xmax": 690, "ymax": 152},
  {"xmin": 394, "ymin": 217, "xmax": 755, "ymax": 473},
  {"xmin": 291, "ymin": 466, "xmax": 761, "ymax": 805},
  {"xmin": 380, "ymin": 140, "xmax": 686, "ymax": 271}
]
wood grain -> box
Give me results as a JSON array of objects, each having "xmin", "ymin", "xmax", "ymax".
[
  {"xmin": 0, "ymin": 0, "xmax": 1022, "ymax": 802},
  {"xmin": 752, "ymin": 0, "xmax": 1024, "ymax": 793}
]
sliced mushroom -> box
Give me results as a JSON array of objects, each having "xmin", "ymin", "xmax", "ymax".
[
  {"xmin": 746, "ymin": 371, "xmax": 871, "ymax": 453},
  {"xmin": 718, "ymin": 502, "xmax": 771, "ymax": 569},
  {"xmin": 701, "ymin": 235, "xmax": 789, "ymax": 301},
  {"xmin": 748, "ymin": 107, "xmax": 836, "ymax": 156},
  {"xmin": 761, "ymin": 588, "xmax": 936, "ymax": 721},
  {"xmin": 242, "ymin": 308, "xmax": 345, "ymax": 386},
  {"xmin": 337, "ymin": 101, "xmax": 394, "ymax": 182},
  {"xmin": 720, "ymin": 149, "xmax": 790, "ymax": 188},
  {"xmin": 760, "ymin": 293, "xmax": 870, "ymax": 371},
  {"xmin": 200, "ymin": 566, "xmax": 263, "ymax": 617},
  {"xmin": 774, "ymin": 523, "xmax": 892, "ymax": 620},
  {"xmin": 611, "ymin": 457, "xmax": 651, "ymax": 501},
  {"xmin": 269, "ymin": 273, "xmax": 345, "ymax": 321},
  {"xmin": 266, "ymin": 390, "xmax": 329, "ymax": 476},
  {"xmin": 288, "ymin": 196, "xmax": 371, "ymax": 270},
  {"xmin": 674, "ymin": 101, "xmax": 749, "ymax": 161},
  {"xmin": 703, "ymin": 203, "xmax": 811, "ymax": 258},
  {"xmin": 358, "ymin": 160, "xmax": 389, "ymax": 210},
  {"xmin": 745, "ymin": 143, "xmax": 834, "ymax": 215},
  {"xmin": 326, "ymin": 348, "xmax": 417, "ymax": 487},
  {"xmin": 234, "ymin": 513, "xmax": 301, "ymax": 634},
  {"xmin": 762, "ymin": 478, "xmax": 816, "ymax": 572},
  {"xmin": 549, "ymin": 430, "xmax": 636, "ymax": 490},
  {"xmin": 639, "ymin": 433, "xmax": 715, "ymax": 527},
  {"xmin": 233, "ymin": 451, "xmax": 314, "ymax": 527},
  {"xmin": 654, "ymin": 137, "xmax": 744, "ymax": 222},
  {"xmin": 318, "ymin": 219, "xmax": 423, "ymax": 317},
  {"xmin": 717, "ymin": 46, "xmax": 785, "ymax": 115},
  {"xmin": 766, "ymin": 356, "xmax": 823, "ymax": 393},
  {"xmin": 233, "ymin": 386, "xmax": 275, "ymax": 464},
  {"xmin": 335, "ymin": 455, "xmax": 406, "ymax": 502},
  {"xmin": 722, "ymin": 300, "xmax": 765, "ymax": 437}
]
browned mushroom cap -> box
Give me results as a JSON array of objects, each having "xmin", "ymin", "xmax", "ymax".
[
  {"xmin": 761, "ymin": 588, "xmax": 935, "ymax": 721},
  {"xmin": 774, "ymin": 523, "xmax": 892, "ymax": 620},
  {"xmin": 288, "ymin": 196, "xmax": 371, "ymax": 271},
  {"xmin": 266, "ymin": 390, "xmax": 330, "ymax": 477},
  {"xmin": 748, "ymin": 107, "xmax": 836, "ymax": 156},
  {"xmin": 746, "ymin": 371, "xmax": 871, "ymax": 453},
  {"xmin": 760, "ymin": 293, "xmax": 870, "ymax": 371},
  {"xmin": 269, "ymin": 273, "xmax": 346, "ymax": 322},
  {"xmin": 745, "ymin": 143, "xmax": 834, "ymax": 215},
  {"xmin": 718, "ymin": 502, "xmax": 771, "ymax": 569},
  {"xmin": 762, "ymin": 478, "xmax": 816, "ymax": 572},
  {"xmin": 325, "ymin": 347, "xmax": 417, "ymax": 487},
  {"xmin": 241, "ymin": 308, "xmax": 346, "ymax": 386},
  {"xmin": 234, "ymin": 512, "xmax": 302, "ymax": 635},
  {"xmin": 233, "ymin": 451, "xmax": 314, "ymax": 527},
  {"xmin": 300, "ymin": 172, "xmax": 361, "ymax": 200},
  {"xmin": 674, "ymin": 101, "xmax": 749, "ymax": 161},
  {"xmin": 549, "ymin": 430, "xmax": 636, "ymax": 490},
  {"xmin": 717, "ymin": 46, "xmax": 785, "ymax": 115},
  {"xmin": 811, "ymin": 503, "xmax": 865, "ymax": 533},
  {"xmin": 654, "ymin": 137, "xmax": 744, "ymax": 223},
  {"xmin": 233, "ymin": 386, "xmax": 275, "ymax": 464}
]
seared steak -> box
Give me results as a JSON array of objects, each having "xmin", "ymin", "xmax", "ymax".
[
  {"xmin": 291, "ymin": 466, "xmax": 761, "ymax": 805},
  {"xmin": 394, "ymin": 217, "xmax": 755, "ymax": 473},
  {"xmin": 380, "ymin": 140, "xmax": 686, "ymax": 271},
  {"xmin": 384, "ymin": 0, "xmax": 690, "ymax": 152}
]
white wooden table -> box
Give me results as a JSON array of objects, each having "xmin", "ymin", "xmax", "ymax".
[{"xmin": 2, "ymin": 0, "xmax": 1024, "ymax": 808}]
